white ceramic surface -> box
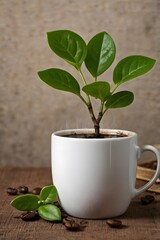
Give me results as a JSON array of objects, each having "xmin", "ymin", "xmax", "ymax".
[{"xmin": 51, "ymin": 129, "xmax": 160, "ymax": 219}]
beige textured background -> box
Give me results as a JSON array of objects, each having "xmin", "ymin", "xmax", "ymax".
[{"xmin": 0, "ymin": 0, "xmax": 160, "ymax": 167}]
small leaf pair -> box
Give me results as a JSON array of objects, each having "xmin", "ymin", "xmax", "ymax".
[
  {"xmin": 38, "ymin": 30, "xmax": 116, "ymax": 96},
  {"xmin": 11, "ymin": 185, "xmax": 61, "ymax": 221},
  {"xmin": 82, "ymin": 82, "xmax": 134, "ymax": 109},
  {"xmin": 47, "ymin": 30, "xmax": 115, "ymax": 77}
]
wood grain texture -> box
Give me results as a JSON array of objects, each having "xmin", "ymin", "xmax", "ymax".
[
  {"xmin": 137, "ymin": 166, "xmax": 160, "ymax": 184},
  {"xmin": 0, "ymin": 168, "xmax": 160, "ymax": 240}
]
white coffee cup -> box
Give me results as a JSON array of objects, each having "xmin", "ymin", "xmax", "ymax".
[{"xmin": 51, "ymin": 129, "xmax": 160, "ymax": 219}]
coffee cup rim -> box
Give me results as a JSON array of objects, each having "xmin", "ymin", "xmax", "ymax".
[{"xmin": 52, "ymin": 129, "xmax": 137, "ymax": 140}]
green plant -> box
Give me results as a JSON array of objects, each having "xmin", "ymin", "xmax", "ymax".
[
  {"xmin": 38, "ymin": 30, "xmax": 156, "ymax": 137},
  {"xmin": 10, "ymin": 185, "xmax": 61, "ymax": 221}
]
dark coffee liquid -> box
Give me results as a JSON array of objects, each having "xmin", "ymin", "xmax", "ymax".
[{"xmin": 61, "ymin": 132, "xmax": 128, "ymax": 139}]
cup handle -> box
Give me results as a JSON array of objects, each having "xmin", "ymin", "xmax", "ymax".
[{"xmin": 132, "ymin": 145, "xmax": 160, "ymax": 198}]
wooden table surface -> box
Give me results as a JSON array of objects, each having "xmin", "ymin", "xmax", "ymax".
[{"xmin": 0, "ymin": 168, "xmax": 160, "ymax": 240}]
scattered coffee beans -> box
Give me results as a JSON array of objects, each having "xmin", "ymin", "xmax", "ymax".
[
  {"xmin": 141, "ymin": 195, "xmax": 155, "ymax": 205},
  {"xmin": 62, "ymin": 217, "xmax": 87, "ymax": 231},
  {"xmin": 31, "ymin": 187, "xmax": 42, "ymax": 195},
  {"xmin": 7, "ymin": 185, "xmax": 42, "ymax": 195},
  {"xmin": 65, "ymin": 221, "xmax": 81, "ymax": 231},
  {"xmin": 106, "ymin": 219, "xmax": 122, "ymax": 228},
  {"xmin": 62, "ymin": 217, "xmax": 82, "ymax": 231},
  {"xmin": 7, "ymin": 187, "xmax": 18, "ymax": 195},
  {"xmin": 21, "ymin": 211, "xmax": 39, "ymax": 221},
  {"xmin": 18, "ymin": 186, "xmax": 28, "ymax": 194}
]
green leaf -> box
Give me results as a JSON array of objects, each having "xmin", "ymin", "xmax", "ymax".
[
  {"xmin": 10, "ymin": 194, "xmax": 39, "ymax": 211},
  {"xmin": 113, "ymin": 55, "xmax": 156, "ymax": 85},
  {"xmin": 105, "ymin": 91, "xmax": 134, "ymax": 109},
  {"xmin": 38, "ymin": 68, "xmax": 80, "ymax": 96},
  {"xmin": 40, "ymin": 185, "xmax": 57, "ymax": 203},
  {"xmin": 82, "ymin": 81, "xmax": 110, "ymax": 101},
  {"xmin": 38, "ymin": 204, "xmax": 61, "ymax": 221},
  {"xmin": 47, "ymin": 30, "xmax": 87, "ymax": 69},
  {"xmin": 85, "ymin": 32, "xmax": 116, "ymax": 77}
]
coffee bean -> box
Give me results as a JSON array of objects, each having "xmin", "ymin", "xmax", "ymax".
[
  {"xmin": 64, "ymin": 221, "xmax": 72, "ymax": 228},
  {"xmin": 18, "ymin": 186, "xmax": 28, "ymax": 194},
  {"xmin": 7, "ymin": 187, "xmax": 18, "ymax": 195},
  {"xmin": 106, "ymin": 219, "xmax": 122, "ymax": 228},
  {"xmin": 80, "ymin": 220, "xmax": 88, "ymax": 227},
  {"xmin": 21, "ymin": 211, "xmax": 39, "ymax": 221},
  {"xmin": 141, "ymin": 195, "xmax": 155, "ymax": 205},
  {"xmin": 146, "ymin": 195, "xmax": 155, "ymax": 202},
  {"xmin": 62, "ymin": 217, "xmax": 75, "ymax": 225},
  {"xmin": 31, "ymin": 187, "xmax": 42, "ymax": 195},
  {"xmin": 65, "ymin": 221, "xmax": 81, "ymax": 231},
  {"xmin": 62, "ymin": 217, "xmax": 81, "ymax": 231}
]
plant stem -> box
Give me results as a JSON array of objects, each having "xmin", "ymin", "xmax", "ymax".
[
  {"xmin": 102, "ymin": 84, "xmax": 120, "ymax": 115},
  {"xmin": 111, "ymin": 84, "xmax": 119, "ymax": 94},
  {"xmin": 97, "ymin": 110, "xmax": 103, "ymax": 123},
  {"xmin": 102, "ymin": 107, "xmax": 108, "ymax": 115},
  {"xmin": 79, "ymin": 95, "xmax": 89, "ymax": 107},
  {"xmin": 99, "ymin": 101, "xmax": 104, "ymax": 114},
  {"xmin": 88, "ymin": 101, "xmax": 105, "ymax": 137},
  {"xmin": 78, "ymin": 68, "xmax": 87, "ymax": 85},
  {"xmin": 88, "ymin": 104, "xmax": 100, "ymax": 137},
  {"xmin": 94, "ymin": 124, "xmax": 100, "ymax": 137},
  {"xmin": 94, "ymin": 102, "xmax": 104, "ymax": 137},
  {"xmin": 78, "ymin": 68, "xmax": 91, "ymax": 106},
  {"xmin": 78, "ymin": 68, "xmax": 100, "ymax": 136},
  {"xmin": 79, "ymin": 98, "xmax": 103, "ymax": 137},
  {"xmin": 78, "ymin": 69, "xmax": 104, "ymax": 137}
]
